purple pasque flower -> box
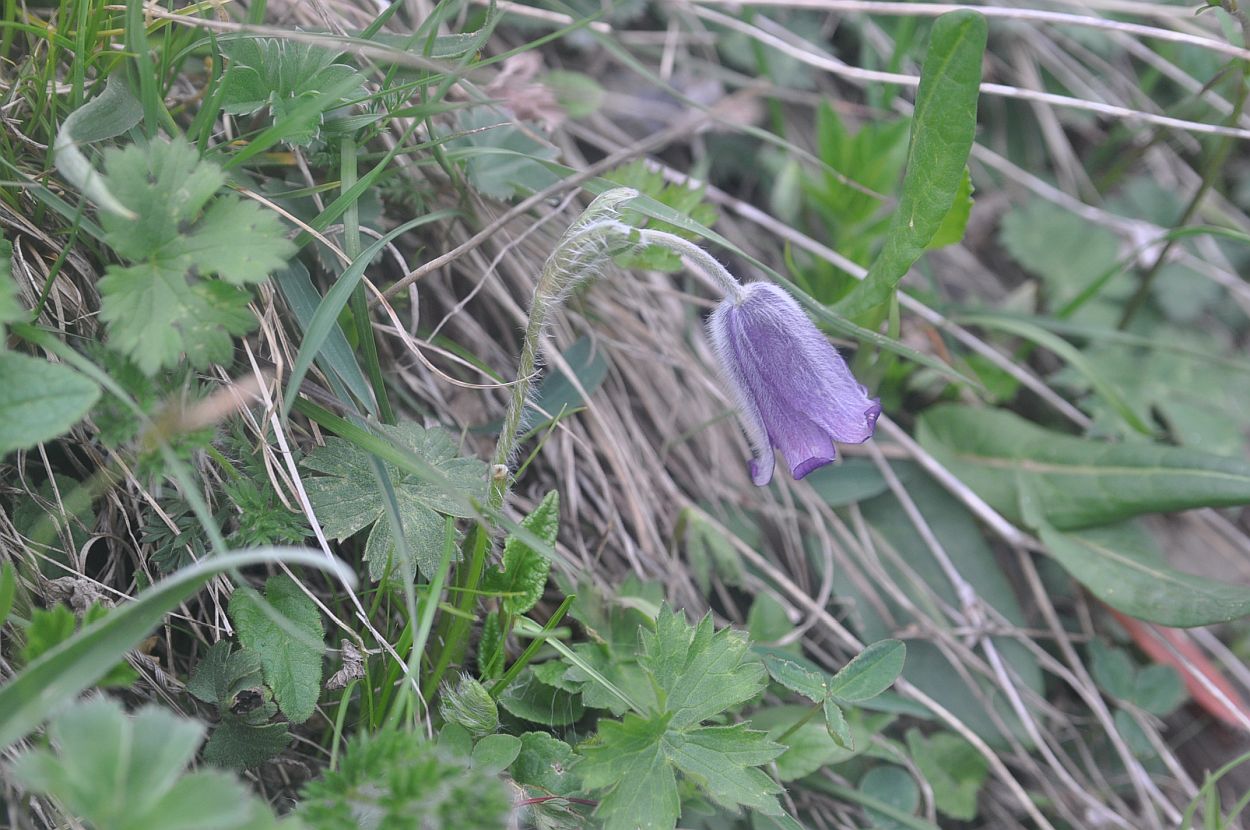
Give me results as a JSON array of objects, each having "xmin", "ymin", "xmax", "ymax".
[{"xmin": 707, "ymin": 282, "xmax": 881, "ymax": 486}]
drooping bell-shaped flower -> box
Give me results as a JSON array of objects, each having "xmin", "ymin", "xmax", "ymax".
[{"xmin": 707, "ymin": 282, "xmax": 881, "ymax": 486}]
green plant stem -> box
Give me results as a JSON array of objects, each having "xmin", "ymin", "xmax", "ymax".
[
  {"xmin": 1119, "ymin": 67, "xmax": 1247, "ymax": 329},
  {"xmin": 775, "ymin": 699, "xmax": 824, "ymax": 744},
  {"xmin": 421, "ymin": 525, "xmax": 489, "ymax": 702},
  {"xmin": 489, "ymin": 595, "xmax": 575, "ymax": 698}
]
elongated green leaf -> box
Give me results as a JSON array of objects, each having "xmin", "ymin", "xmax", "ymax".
[
  {"xmin": 0, "ymin": 352, "xmax": 99, "ymax": 453},
  {"xmin": 271, "ymin": 261, "xmax": 374, "ymax": 412},
  {"xmin": 1031, "ymin": 513, "xmax": 1250, "ymax": 627},
  {"xmin": 828, "ymin": 639, "xmax": 906, "ymax": 703},
  {"xmin": 918, "ymin": 405, "xmax": 1250, "ymax": 529},
  {"xmin": 282, "ymin": 213, "xmax": 456, "ymax": 419},
  {"xmin": 836, "ymin": 10, "xmax": 987, "ymax": 318},
  {"xmin": 0, "ymin": 548, "xmax": 351, "ymax": 751}
]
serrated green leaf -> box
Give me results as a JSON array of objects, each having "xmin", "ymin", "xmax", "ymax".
[
  {"xmin": 761, "ymin": 652, "xmax": 828, "ymax": 702},
  {"xmin": 202, "ymin": 718, "xmax": 291, "ymax": 770},
  {"xmin": 513, "ymin": 731, "xmax": 574, "ymax": 792},
  {"xmin": 837, "ymin": 10, "xmax": 987, "ymax": 318},
  {"xmin": 302, "ymin": 421, "xmax": 485, "ymax": 581},
  {"xmin": 0, "ymin": 352, "xmax": 99, "ymax": 454},
  {"xmin": 581, "ymin": 607, "xmax": 783, "ymax": 827},
  {"xmin": 95, "ymin": 138, "xmax": 294, "ymax": 374},
  {"xmin": 482, "ymin": 490, "xmax": 557, "ymax": 615},
  {"xmin": 919, "ymin": 405, "xmax": 1250, "ymax": 530},
  {"xmin": 229, "ymin": 574, "xmax": 324, "ymax": 723},
  {"xmin": 998, "ymin": 199, "xmax": 1123, "ymax": 310},
  {"xmin": 579, "ymin": 713, "xmax": 680, "ymax": 830},
  {"xmin": 187, "ymin": 640, "xmax": 265, "ymax": 706},
  {"xmin": 640, "ymin": 606, "xmax": 767, "ymax": 729},
  {"xmin": 828, "ymin": 639, "xmax": 906, "ymax": 703},
  {"xmin": 471, "ymin": 733, "xmax": 522, "ymax": 774},
  {"xmin": 98, "ymin": 263, "xmax": 256, "ymax": 375}
]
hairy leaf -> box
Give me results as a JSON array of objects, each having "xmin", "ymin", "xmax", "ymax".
[{"xmin": 229, "ymin": 574, "xmax": 324, "ymax": 723}]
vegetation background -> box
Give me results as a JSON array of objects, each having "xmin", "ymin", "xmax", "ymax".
[{"xmin": 2, "ymin": 0, "xmax": 1250, "ymax": 827}]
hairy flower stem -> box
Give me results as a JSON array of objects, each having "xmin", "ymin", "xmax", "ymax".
[{"xmin": 489, "ymin": 209, "xmax": 746, "ymax": 510}]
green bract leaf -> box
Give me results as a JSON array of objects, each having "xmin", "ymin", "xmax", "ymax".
[
  {"xmin": 302, "ymin": 421, "xmax": 486, "ymax": 581},
  {"xmin": 836, "ymin": 10, "xmax": 987, "ymax": 318},
  {"xmin": 827, "ymin": 639, "xmax": 906, "ymax": 703},
  {"xmin": 10, "ymin": 698, "xmax": 286, "ymax": 830},
  {"xmin": 0, "ymin": 352, "xmax": 100, "ymax": 454},
  {"xmin": 96, "ymin": 138, "xmax": 294, "ymax": 374},
  {"xmin": 221, "ymin": 38, "xmax": 365, "ymax": 146},
  {"xmin": 579, "ymin": 605, "xmax": 783, "ymax": 829},
  {"xmin": 229, "ymin": 574, "xmax": 324, "ymax": 723},
  {"xmin": 483, "ymin": 490, "xmax": 558, "ymax": 614},
  {"xmin": 919, "ymin": 405, "xmax": 1250, "ymax": 530}
]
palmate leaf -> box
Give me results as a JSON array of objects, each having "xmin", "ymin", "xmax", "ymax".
[
  {"xmin": 96, "ymin": 138, "xmax": 295, "ymax": 375},
  {"xmin": 10, "ymin": 698, "xmax": 289, "ymax": 830},
  {"xmin": 221, "ymin": 38, "xmax": 365, "ymax": 145},
  {"xmin": 579, "ymin": 605, "xmax": 784, "ymax": 829},
  {"xmin": 301, "ymin": 421, "xmax": 486, "ymax": 581}
]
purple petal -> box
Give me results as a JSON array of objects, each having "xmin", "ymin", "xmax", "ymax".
[
  {"xmin": 707, "ymin": 282, "xmax": 881, "ymax": 485},
  {"xmin": 708, "ymin": 300, "xmax": 777, "ymax": 485}
]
